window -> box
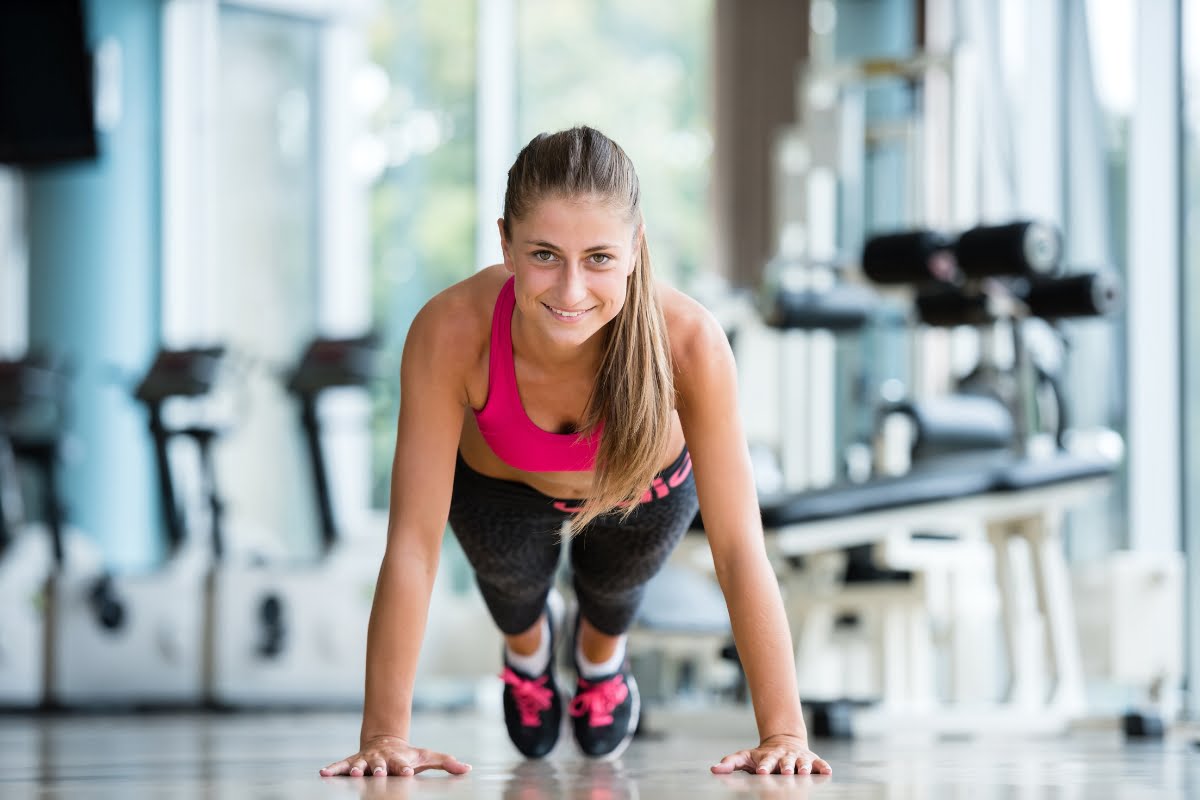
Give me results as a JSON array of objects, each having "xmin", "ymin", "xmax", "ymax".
[
  {"xmin": 212, "ymin": 7, "xmax": 323, "ymax": 554},
  {"xmin": 1182, "ymin": 0, "xmax": 1200, "ymax": 717},
  {"xmin": 1060, "ymin": 0, "xmax": 1134, "ymax": 558},
  {"xmin": 364, "ymin": 0, "xmax": 477, "ymax": 505},
  {"xmin": 0, "ymin": 169, "xmax": 24, "ymax": 355},
  {"xmin": 516, "ymin": 0, "xmax": 713, "ymax": 287}
]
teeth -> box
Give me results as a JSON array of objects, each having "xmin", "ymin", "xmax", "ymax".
[{"xmin": 549, "ymin": 306, "xmax": 585, "ymax": 318}]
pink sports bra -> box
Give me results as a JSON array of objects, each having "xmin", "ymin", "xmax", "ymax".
[{"xmin": 473, "ymin": 277, "xmax": 603, "ymax": 472}]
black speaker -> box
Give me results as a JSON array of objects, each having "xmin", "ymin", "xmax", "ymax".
[{"xmin": 0, "ymin": 0, "xmax": 98, "ymax": 166}]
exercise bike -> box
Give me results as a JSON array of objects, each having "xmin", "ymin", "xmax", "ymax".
[
  {"xmin": 43, "ymin": 348, "xmax": 225, "ymax": 707},
  {"xmin": 0, "ymin": 356, "xmax": 64, "ymax": 706},
  {"xmin": 206, "ymin": 334, "xmax": 384, "ymax": 707}
]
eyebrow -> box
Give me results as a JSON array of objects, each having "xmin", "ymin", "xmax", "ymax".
[{"xmin": 523, "ymin": 240, "xmax": 619, "ymax": 253}]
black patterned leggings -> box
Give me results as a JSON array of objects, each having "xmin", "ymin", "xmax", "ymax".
[{"xmin": 447, "ymin": 447, "xmax": 699, "ymax": 637}]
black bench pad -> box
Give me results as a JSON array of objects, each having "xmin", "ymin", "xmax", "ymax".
[{"xmin": 691, "ymin": 452, "xmax": 1116, "ymax": 532}]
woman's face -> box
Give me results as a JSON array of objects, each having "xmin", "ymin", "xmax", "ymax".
[{"xmin": 499, "ymin": 193, "xmax": 640, "ymax": 353}]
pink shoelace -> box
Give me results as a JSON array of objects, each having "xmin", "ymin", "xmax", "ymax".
[
  {"xmin": 568, "ymin": 675, "xmax": 629, "ymax": 727},
  {"xmin": 501, "ymin": 667, "xmax": 554, "ymax": 727}
]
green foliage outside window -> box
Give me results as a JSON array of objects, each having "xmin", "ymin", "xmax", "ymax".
[
  {"xmin": 367, "ymin": 0, "xmax": 477, "ymax": 505},
  {"xmin": 517, "ymin": 0, "xmax": 712, "ymax": 286}
]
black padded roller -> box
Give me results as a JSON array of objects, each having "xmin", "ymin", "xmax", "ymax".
[
  {"xmin": 764, "ymin": 284, "xmax": 878, "ymax": 332},
  {"xmin": 915, "ymin": 286, "xmax": 990, "ymax": 327},
  {"xmin": 861, "ymin": 230, "xmax": 956, "ymax": 285},
  {"xmin": 883, "ymin": 395, "xmax": 1014, "ymax": 462},
  {"xmin": 1019, "ymin": 272, "xmax": 1120, "ymax": 319},
  {"xmin": 954, "ymin": 221, "xmax": 1062, "ymax": 278}
]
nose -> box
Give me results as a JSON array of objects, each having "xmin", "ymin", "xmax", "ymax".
[{"xmin": 558, "ymin": 261, "xmax": 589, "ymax": 307}]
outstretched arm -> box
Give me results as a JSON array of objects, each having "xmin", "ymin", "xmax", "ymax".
[
  {"xmin": 321, "ymin": 295, "xmax": 474, "ymax": 778},
  {"xmin": 673, "ymin": 304, "xmax": 832, "ymax": 777}
]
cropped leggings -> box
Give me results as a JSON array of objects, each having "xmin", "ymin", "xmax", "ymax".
[{"xmin": 447, "ymin": 447, "xmax": 699, "ymax": 637}]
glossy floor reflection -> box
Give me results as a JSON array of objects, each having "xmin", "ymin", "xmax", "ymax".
[{"xmin": 1, "ymin": 708, "xmax": 1196, "ymax": 799}]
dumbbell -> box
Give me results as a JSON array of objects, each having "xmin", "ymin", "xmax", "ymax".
[{"xmin": 862, "ymin": 220, "xmax": 1062, "ymax": 285}]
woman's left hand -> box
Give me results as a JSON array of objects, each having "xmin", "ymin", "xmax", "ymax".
[{"xmin": 711, "ymin": 734, "xmax": 833, "ymax": 776}]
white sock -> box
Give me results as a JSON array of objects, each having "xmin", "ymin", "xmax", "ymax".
[
  {"xmin": 576, "ymin": 635, "xmax": 626, "ymax": 679},
  {"xmin": 505, "ymin": 616, "xmax": 551, "ymax": 676}
]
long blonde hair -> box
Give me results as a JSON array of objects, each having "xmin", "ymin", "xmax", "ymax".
[{"xmin": 502, "ymin": 127, "xmax": 674, "ymax": 536}]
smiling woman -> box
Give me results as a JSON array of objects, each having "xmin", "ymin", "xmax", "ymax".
[
  {"xmin": 320, "ymin": 126, "xmax": 832, "ymax": 778},
  {"xmin": 495, "ymin": 134, "xmax": 672, "ymax": 535}
]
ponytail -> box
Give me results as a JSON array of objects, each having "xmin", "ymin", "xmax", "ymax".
[
  {"xmin": 568, "ymin": 230, "xmax": 673, "ymax": 536},
  {"xmin": 502, "ymin": 127, "xmax": 675, "ymax": 537}
]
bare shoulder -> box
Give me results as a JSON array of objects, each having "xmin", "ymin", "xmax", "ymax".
[
  {"xmin": 413, "ymin": 266, "xmax": 505, "ymax": 339},
  {"xmin": 402, "ymin": 266, "xmax": 509, "ymax": 400},
  {"xmin": 657, "ymin": 282, "xmax": 733, "ymax": 383}
]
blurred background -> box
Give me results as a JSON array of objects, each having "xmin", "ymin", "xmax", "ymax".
[{"xmin": 0, "ymin": 0, "xmax": 1196, "ymax": 744}]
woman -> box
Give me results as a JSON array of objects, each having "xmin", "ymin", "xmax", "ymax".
[{"xmin": 320, "ymin": 127, "xmax": 832, "ymax": 778}]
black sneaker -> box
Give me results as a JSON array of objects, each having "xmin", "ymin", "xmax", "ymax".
[
  {"xmin": 500, "ymin": 599, "xmax": 563, "ymax": 759},
  {"xmin": 568, "ymin": 661, "xmax": 640, "ymax": 759}
]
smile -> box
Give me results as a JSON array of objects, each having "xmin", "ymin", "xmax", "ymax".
[{"xmin": 544, "ymin": 303, "xmax": 592, "ymax": 319}]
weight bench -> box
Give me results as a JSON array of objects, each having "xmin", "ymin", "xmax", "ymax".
[{"xmin": 663, "ymin": 450, "xmax": 1114, "ymax": 736}]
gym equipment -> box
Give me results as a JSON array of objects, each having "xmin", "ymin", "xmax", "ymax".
[
  {"xmin": 206, "ymin": 334, "xmax": 383, "ymax": 707},
  {"xmin": 630, "ymin": 277, "xmax": 893, "ymax": 706},
  {"xmin": 692, "ymin": 448, "xmax": 1115, "ymax": 737},
  {"xmin": 687, "ymin": 221, "xmax": 1119, "ymax": 736},
  {"xmin": 862, "ymin": 221, "xmax": 1121, "ymax": 457},
  {"xmin": 0, "ymin": 356, "xmax": 62, "ymax": 706},
  {"xmin": 862, "ymin": 220, "xmax": 1114, "ymax": 329},
  {"xmin": 745, "ymin": 268, "xmax": 895, "ymax": 492},
  {"xmin": 723, "ymin": 223, "xmax": 1122, "ymax": 736},
  {"xmin": 862, "ymin": 220, "xmax": 1063, "ymax": 285},
  {"xmin": 913, "ymin": 285, "xmax": 992, "ymax": 328},
  {"xmin": 44, "ymin": 348, "xmax": 220, "ymax": 706},
  {"xmin": 913, "ymin": 273, "xmax": 1120, "ymax": 328},
  {"xmin": 1018, "ymin": 273, "xmax": 1120, "ymax": 320},
  {"xmin": 861, "ymin": 230, "xmax": 957, "ymax": 285},
  {"xmin": 761, "ymin": 282, "xmax": 880, "ymax": 333},
  {"xmin": 744, "ymin": 13, "xmax": 1124, "ymax": 737},
  {"xmin": 876, "ymin": 394, "xmax": 1014, "ymax": 466},
  {"xmin": 953, "ymin": 221, "xmax": 1062, "ymax": 279}
]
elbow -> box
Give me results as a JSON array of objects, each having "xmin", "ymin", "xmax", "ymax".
[
  {"xmin": 382, "ymin": 525, "xmax": 444, "ymax": 579},
  {"xmin": 710, "ymin": 537, "xmax": 773, "ymax": 590}
]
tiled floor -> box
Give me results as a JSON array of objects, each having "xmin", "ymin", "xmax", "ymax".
[{"xmin": 0, "ymin": 707, "xmax": 1196, "ymax": 799}]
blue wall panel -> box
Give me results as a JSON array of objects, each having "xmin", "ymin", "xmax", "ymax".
[{"xmin": 25, "ymin": 0, "xmax": 162, "ymax": 568}]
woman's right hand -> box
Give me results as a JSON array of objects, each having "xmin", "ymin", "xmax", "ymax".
[{"xmin": 319, "ymin": 735, "xmax": 472, "ymax": 777}]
